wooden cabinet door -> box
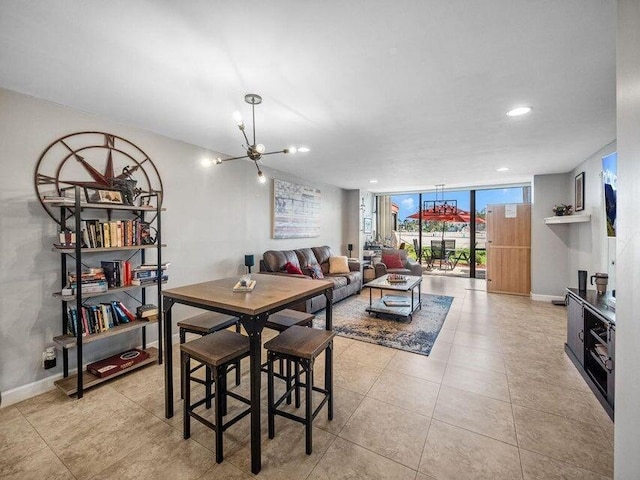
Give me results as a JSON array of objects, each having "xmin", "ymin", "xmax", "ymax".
[
  {"xmin": 566, "ymin": 294, "xmax": 584, "ymax": 366},
  {"xmin": 486, "ymin": 204, "xmax": 531, "ymax": 295},
  {"xmin": 607, "ymin": 326, "xmax": 615, "ymax": 405}
]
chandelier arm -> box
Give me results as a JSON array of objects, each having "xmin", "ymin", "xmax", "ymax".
[
  {"xmin": 239, "ymin": 127, "xmax": 250, "ymax": 147},
  {"xmin": 260, "ymin": 149, "xmax": 288, "ymax": 157},
  {"xmin": 221, "ymin": 155, "xmax": 250, "ymax": 162}
]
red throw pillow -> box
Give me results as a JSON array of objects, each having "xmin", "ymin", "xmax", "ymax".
[
  {"xmin": 382, "ymin": 253, "xmax": 404, "ymax": 269},
  {"xmin": 284, "ymin": 261, "xmax": 303, "ymax": 275}
]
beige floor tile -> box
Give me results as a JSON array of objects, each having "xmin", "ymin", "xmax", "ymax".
[
  {"xmin": 313, "ymin": 385, "xmax": 364, "ymax": 435},
  {"xmin": 196, "ymin": 461, "xmax": 254, "ymax": 479},
  {"xmin": 0, "ymin": 446, "xmax": 74, "ymax": 480},
  {"xmin": 419, "ymin": 420, "xmax": 522, "ymax": 480},
  {"xmin": 442, "ymin": 363, "xmax": 510, "ymax": 401},
  {"xmin": 91, "ymin": 428, "xmax": 216, "ymax": 480},
  {"xmin": 508, "ymin": 376, "xmax": 612, "ymax": 427},
  {"xmin": 504, "ymin": 353, "xmax": 590, "ymax": 392},
  {"xmin": 448, "ymin": 344, "xmax": 506, "ymax": 373},
  {"xmin": 339, "ymin": 397, "xmax": 430, "ymax": 470},
  {"xmin": 308, "ymin": 437, "xmax": 416, "ymax": 480},
  {"xmin": 339, "ymin": 340, "xmax": 397, "ymax": 368},
  {"xmin": 332, "ymin": 358, "xmax": 384, "ymax": 395},
  {"xmin": 427, "ymin": 340, "xmax": 452, "ymax": 362},
  {"xmin": 519, "ymin": 449, "xmax": 611, "ymax": 480},
  {"xmin": 226, "ymin": 421, "xmax": 335, "ymax": 480},
  {"xmin": 455, "ymin": 320, "xmax": 501, "ymax": 338},
  {"xmin": 453, "ymin": 330, "xmax": 502, "ymax": 352},
  {"xmin": 435, "ymin": 327, "xmax": 456, "ymax": 343},
  {"xmin": 0, "ymin": 409, "xmax": 48, "ymax": 471},
  {"xmin": 433, "ymin": 386, "xmax": 516, "ymax": 445},
  {"xmin": 512, "ymin": 405, "xmax": 613, "ymax": 477},
  {"xmin": 385, "ymin": 350, "xmax": 447, "ymax": 384},
  {"xmin": 367, "ymin": 370, "xmax": 440, "ymax": 417}
]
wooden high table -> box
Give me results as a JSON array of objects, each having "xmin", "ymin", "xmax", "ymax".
[{"xmin": 162, "ymin": 273, "xmax": 334, "ymax": 474}]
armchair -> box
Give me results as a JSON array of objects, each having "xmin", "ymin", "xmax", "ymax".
[{"xmin": 374, "ymin": 247, "xmax": 423, "ymax": 278}]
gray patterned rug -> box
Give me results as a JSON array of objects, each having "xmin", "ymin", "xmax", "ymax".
[{"xmin": 314, "ymin": 293, "xmax": 454, "ymax": 356}]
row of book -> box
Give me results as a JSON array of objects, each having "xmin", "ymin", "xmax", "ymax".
[
  {"xmin": 61, "ymin": 219, "xmax": 153, "ymax": 249},
  {"xmin": 66, "ymin": 263, "xmax": 170, "ymax": 293},
  {"xmin": 66, "ymin": 301, "xmax": 136, "ymax": 336}
]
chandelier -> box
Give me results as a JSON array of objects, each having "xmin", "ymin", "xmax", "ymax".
[{"xmin": 213, "ymin": 93, "xmax": 309, "ymax": 183}]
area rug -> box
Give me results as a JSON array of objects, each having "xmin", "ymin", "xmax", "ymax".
[{"xmin": 314, "ymin": 293, "xmax": 454, "ymax": 356}]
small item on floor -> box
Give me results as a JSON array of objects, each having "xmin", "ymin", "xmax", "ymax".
[
  {"xmin": 552, "ymin": 299, "xmax": 567, "ymax": 306},
  {"xmin": 137, "ymin": 304, "xmax": 158, "ymax": 318}
]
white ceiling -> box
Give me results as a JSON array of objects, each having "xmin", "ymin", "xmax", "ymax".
[{"xmin": 0, "ymin": 0, "xmax": 616, "ymax": 193}]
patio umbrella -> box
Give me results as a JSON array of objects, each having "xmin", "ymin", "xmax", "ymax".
[{"xmin": 408, "ymin": 206, "xmax": 485, "ymax": 240}]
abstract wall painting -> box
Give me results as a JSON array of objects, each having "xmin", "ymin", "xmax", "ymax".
[{"xmin": 273, "ymin": 179, "xmax": 321, "ymax": 239}]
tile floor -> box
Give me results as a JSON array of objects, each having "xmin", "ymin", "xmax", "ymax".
[{"xmin": 0, "ymin": 276, "xmax": 614, "ymax": 479}]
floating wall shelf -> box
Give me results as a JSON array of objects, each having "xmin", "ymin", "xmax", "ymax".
[{"xmin": 544, "ymin": 214, "xmax": 591, "ymax": 224}]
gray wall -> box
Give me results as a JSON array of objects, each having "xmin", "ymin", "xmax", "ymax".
[
  {"xmin": 0, "ymin": 88, "xmax": 349, "ymax": 396},
  {"xmin": 531, "ymin": 174, "xmax": 571, "ymax": 296},
  {"xmin": 531, "ymin": 141, "xmax": 615, "ymax": 298},
  {"xmin": 615, "ymin": 0, "xmax": 640, "ymax": 477}
]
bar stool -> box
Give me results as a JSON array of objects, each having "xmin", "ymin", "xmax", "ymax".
[
  {"xmin": 263, "ymin": 309, "xmax": 315, "ymax": 407},
  {"xmin": 181, "ymin": 329, "xmax": 251, "ymax": 463},
  {"xmin": 265, "ymin": 325, "xmax": 335, "ymax": 455},
  {"xmin": 178, "ymin": 312, "xmax": 241, "ymax": 401}
]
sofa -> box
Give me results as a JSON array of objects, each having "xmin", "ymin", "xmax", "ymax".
[
  {"xmin": 261, "ymin": 246, "xmax": 362, "ymax": 313},
  {"xmin": 374, "ymin": 247, "xmax": 423, "ymax": 278}
]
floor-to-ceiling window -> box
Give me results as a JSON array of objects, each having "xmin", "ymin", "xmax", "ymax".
[{"xmin": 384, "ymin": 185, "xmax": 529, "ymax": 279}]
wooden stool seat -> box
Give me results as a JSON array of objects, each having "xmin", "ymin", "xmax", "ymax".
[
  {"xmin": 178, "ymin": 312, "xmax": 238, "ymax": 334},
  {"xmin": 265, "ymin": 309, "xmax": 315, "ymax": 332},
  {"xmin": 181, "ymin": 330, "xmax": 249, "ymax": 367},
  {"xmin": 179, "ymin": 312, "xmax": 242, "ymax": 398},
  {"xmin": 264, "ymin": 325, "xmax": 334, "ymax": 360}
]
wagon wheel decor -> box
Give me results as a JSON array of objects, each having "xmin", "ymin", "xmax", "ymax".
[{"xmin": 34, "ymin": 131, "xmax": 163, "ymax": 225}]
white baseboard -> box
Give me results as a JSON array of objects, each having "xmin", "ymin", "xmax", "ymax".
[
  {"xmin": 530, "ymin": 293, "xmax": 565, "ymax": 302},
  {"xmin": 0, "ymin": 332, "xmax": 181, "ymax": 409}
]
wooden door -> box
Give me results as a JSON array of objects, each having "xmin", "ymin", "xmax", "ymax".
[{"xmin": 486, "ymin": 204, "xmax": 531, "ymax": 295}]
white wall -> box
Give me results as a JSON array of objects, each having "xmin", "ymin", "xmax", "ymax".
[
  {"xmin": 531, "ymin": 141, "xmax": 615, "ymax": 298},
  {"xmin": 0, "ymin": 88, "xmax": 349, "ymax": 398},
  {"xmin": 567, "ymin": 142, "xmax": 616, "ymax": 282},
  {"xmin": 614, "ymin": 0, "xmax": 640, "ymax": 477}
]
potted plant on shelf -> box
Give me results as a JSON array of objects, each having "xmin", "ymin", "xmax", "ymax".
[{"xmin": 552, "ymin": 204, "xmax": 573, "ymax": 216}]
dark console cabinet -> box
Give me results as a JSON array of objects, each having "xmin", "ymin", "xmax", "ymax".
[{"xmin": 565, "ymin": 288, "xmax": 615, "ymax": 419}]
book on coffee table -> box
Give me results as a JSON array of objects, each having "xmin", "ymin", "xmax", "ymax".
[{"xmin": 384, "ymin": 299, "xmax": 411, "ymax": 307}]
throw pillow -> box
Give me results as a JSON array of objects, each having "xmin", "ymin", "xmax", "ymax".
[
  {"xmin": 307, "ymin": 263, "xmax": 324, "ymax": 279},
  {"xmin": 381, "ymin": 253, "xmax": 404, "ymax": 269},
  {"xmin": 284, "ymin": 261, "xmax": 303, "ymax": 275},
  {"xmin": 329, "ymin": 255, "xmax": 350, "ymax": 274}
]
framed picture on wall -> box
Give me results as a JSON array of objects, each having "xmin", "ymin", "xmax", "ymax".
[
  {"xmin": 363, "ymin": 217, "xmax": 372, "ymax": 234},
  {"xmin": 575, "ymin": 172, "xmax": 585, "ymax": 212}
]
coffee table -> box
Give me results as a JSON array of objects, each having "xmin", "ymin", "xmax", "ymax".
[{"xmin": 363, "ymin": 274, "xmax": 422, "ymax": 321}]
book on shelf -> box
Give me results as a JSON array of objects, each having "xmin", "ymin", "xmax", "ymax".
[
  {"xmin": 66, "ymin": 301, "xmax": 137, "ymax": 336},
  {"xmin": 131, "ymin": 275, "xmax": 168, "ymax": 286},
  {"xmin": 57, "ymin": 219, "xmax": 154, "ymax": 249},
  {"xmin": 87, "ymin": 348, "xmax": 150, "ymax": 378},
  {"xmin": 136, "ymin": 262, "xmax": 170, "ymax": 271},
  {"xmin": 136, "ymin": 304, "xmax": 158, "ymax": 318}
]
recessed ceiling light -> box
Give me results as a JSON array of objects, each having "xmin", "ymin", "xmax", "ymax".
[
  {"xmin": 497, "ymin": 167, "xmax": 509, "ymax": 172},
  {"xmin": 506, "ymin": 106, "xmax": 532, "ymax": 117},
  {"xmin": 369, "ymin": 179, "xmax": 378, "ymax": 184},
  {"xmin": 298, "ymin": 146, "xmax": 310, "ymax": 153}
]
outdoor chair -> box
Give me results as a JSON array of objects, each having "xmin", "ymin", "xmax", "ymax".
[{"xmin": 430, "ymin": 240, "xmax": 456, "ymax": 270}]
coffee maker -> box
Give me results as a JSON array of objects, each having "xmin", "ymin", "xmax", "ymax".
[{"xmin": 590, "ymin": 273, "xmax": 609, "ymax": 295}]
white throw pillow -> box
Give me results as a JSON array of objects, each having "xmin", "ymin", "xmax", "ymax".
[{"xmin": 329, "ymin": 255, "xmax": 350, "ymax": 274}]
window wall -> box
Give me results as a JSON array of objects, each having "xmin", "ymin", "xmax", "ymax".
[{"xmin": 385, "ymin": 185, "xmax": 529, "ymax": 278}]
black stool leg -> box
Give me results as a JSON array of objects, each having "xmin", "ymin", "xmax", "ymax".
[
  {"xmin": 285, "ymin": 359, "xmax": 292, "ymax": 405},
  {"xmin": 182, "ymin": 353, "xmax": 191, "ymax": 439},
  {"xmin": 214, "ymin": 367, "xmax": 224, "ymax": 463},
  {"xmin": 327, "ymin": 342, "xmax": 333, "ymax": 421},
  {"xmin": 305, "ymin": 362, "xmax": 313, "ymax": 455},
  {"xmin": 180, "ymin": 328, "xmax": 186, "ymax": 399},
  {"xmin": 267, "ymin": 352, "xmax": 275, "ymax": 439},
  {"xmin": 221, "ymin": 367, "xmax": 228, "ymax": 416},
  {"xmin": 205, "ymin": 365, "xmax": 212, "ymax": 409},
  {"xmin": 235, "ymin": 322, "xmax": 242, "ymax": 386},
  {"xmin": 295, "ymin": 359, "xmax": 301, "ymax": 409}
]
